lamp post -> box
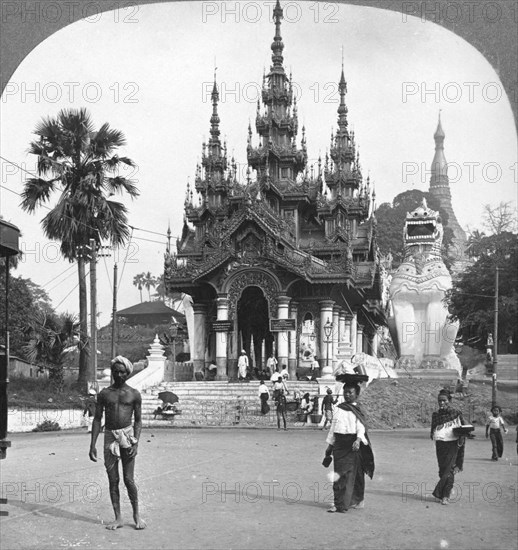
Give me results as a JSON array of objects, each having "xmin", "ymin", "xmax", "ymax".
[
  {"xmin": 319, "ymin": 318, "xmax": 335, "ymax": 380},
  {"xmin": 170, "ymin": 318, "xmax": 178, "ymax": 382},
  {"xmin": 324, "ymin": 318, "xmax": 333, "ymax": 367}
]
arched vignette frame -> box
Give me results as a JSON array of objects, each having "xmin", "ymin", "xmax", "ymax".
[{"xmin": 0, "ymin": 0, "xmax": 516, "ymax": 127}]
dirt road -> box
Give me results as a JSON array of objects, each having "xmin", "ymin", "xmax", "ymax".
[{"xmin": 1, "ymin": 427, "xmax": 517, "ymax": 549}]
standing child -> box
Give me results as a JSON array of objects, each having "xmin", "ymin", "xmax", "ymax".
[{"xmin": 486, "ymin": 405, "xmax": 508, "ymax": 461}]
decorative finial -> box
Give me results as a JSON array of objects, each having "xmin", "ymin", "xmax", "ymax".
[{"xmin": 434, "ymin": 110, "xmax": 445, "ymax": 139}]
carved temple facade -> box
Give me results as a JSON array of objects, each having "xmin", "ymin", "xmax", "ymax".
[{"xmin": 164, "ymin": 1, "xmax": 385, "ymax": 380}]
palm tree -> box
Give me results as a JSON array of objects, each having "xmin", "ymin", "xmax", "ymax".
[
  {"xmin": 142, "ymin": 271, "xmax": 156, "ymax": 301},
  {"xmin": 154, "ymin": 274, "xmax": 166, "ymax": 301},
  {"xmin": 23, "ymin": 311, "xmax": 79, "ymax": 392},
  {"xmin": 133, "ymin": 273, "xmax": 145, "ymax": 302},
  {"xmin": 20, "ymin": 108, "xmax": 138, "ymax": 390},
  {"xmin": 153, "ymin": 273, "xmax": 185, "ymax": 311},
  {"xmin": 466, "ymin": 229, "xmax": 486, "ymax": 259}
]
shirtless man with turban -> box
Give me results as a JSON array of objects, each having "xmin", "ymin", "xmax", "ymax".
[{"xmin": 89, "ymin": 356, "xmax": 146, "ymax": 530}]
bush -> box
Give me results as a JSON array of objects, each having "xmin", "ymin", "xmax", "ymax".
[
  {"xmin": 9, "ymin": 375, "xmax": 83, "ymax": 409},
  {"xmin": 33, "ymin": 420, "xmax": 61, "ymax": 432},
  {"xmin": 176, "ymin": 352, "xmax": 190, "ymax": 362}
]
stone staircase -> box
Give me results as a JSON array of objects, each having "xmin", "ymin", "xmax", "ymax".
[
  {"xmin": 140, "ymin": 380, "xmax": 324, "ymax": 428},
  {"xmin": 496, "ymin": 355, "xmax": 518, "ymax": 380}
]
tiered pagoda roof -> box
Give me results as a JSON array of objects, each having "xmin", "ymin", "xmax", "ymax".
[{"xmin": 165, "ymin": 0, "xmax": 383, "ymax": 317}]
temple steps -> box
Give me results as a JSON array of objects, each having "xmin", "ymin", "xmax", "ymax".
[{"xmin": 140, "ymin": 380, "xmax": 324, "ymax": 428}]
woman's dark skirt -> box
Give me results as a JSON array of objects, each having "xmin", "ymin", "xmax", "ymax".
[
  {"xmin": 260, "ymin": 393, "xmax": 270, "ymax": 415},
  {"xmin": 332, "ymin": 433, "xmax": 365, "ymax": 511},
  {"xmin": 433, "ymin": 439, "xmax": 464, "ymax": 500}
]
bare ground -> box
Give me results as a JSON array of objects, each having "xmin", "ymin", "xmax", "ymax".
[{"xmin": 361, "ymin": 378, "xmax": 517, "ymax": 430}]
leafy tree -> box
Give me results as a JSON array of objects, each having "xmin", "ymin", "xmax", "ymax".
[
  {"xmin": 375, "ymin": 189, "xmax": 454, "ymax": 266},
  {"xmin": 447, "ymin": 231, "xmax": 518, "ymax": 349},
  {"xmin": 0, "ymin": 263, "xmax": 50, "ymax": 356},
  {"xmin": 466, "ymin": 229, "xmax": 486, "ymax": 259},
  {"xmin": 23, "ymin": 311, "xmax": 79, "ymax": 391},
  {"xmin": 482, "ymin": 202, "xmax": 517, "ymax": 235},
  {"xmin": 20, "ymin": 108, "xmax": 138, "ymax": 390}
]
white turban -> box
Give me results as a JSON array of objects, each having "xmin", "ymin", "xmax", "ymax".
[{"xmin": 111, "ymin": 355, "xmax": 133, "ymax": 374}]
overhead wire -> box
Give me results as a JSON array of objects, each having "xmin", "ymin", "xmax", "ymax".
[
  {"xmin": 100, "ymin": 250, "xmax": 113, "ymax": 290},
  {"xmin": 53, "ymin": 267, "xmax": 90, "ymax": 311},
  {"xmin": 0, "ymin": 156, "xmax": 180, "ymax": 241},
  {"xmin": 46, "ymin": 267, "xmax": 79, "ymax": 293},
  {"xmin": 40, "ymin": 263, "xmax": 76, "ymax": 289},
  {"xmin": 0, "ymin": 155, "xmax": 176, "ymax": 319},
  {"xmin": 117, "ymin": 226, "xmax": 134, "ymax": 293}
]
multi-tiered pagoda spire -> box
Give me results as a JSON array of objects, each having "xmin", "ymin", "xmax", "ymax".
[
  {"xmin": 325, "ymin": 62, "xmax": 361, "ymax": 199},
  {"xmin": 318, "ymin": 62, "xmax": 371, "ymax": 241},
  {"xmin": 187, "ymin": 72, "xmax": 237, "ymax": 218},
  {"xmin": 247, "ymin": 0, "xmax": 307, "ymax": 189}
]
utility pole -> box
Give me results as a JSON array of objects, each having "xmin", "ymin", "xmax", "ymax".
[
  {"xmin": 89, "ymin": 238, "xmax": 97, "ymax": 389},
  {"xmin": 492, "ymin": 266, "xmax": 499, "ymax": 407},
  {"xmin": 111, "ymin": 263, "xmax": 118, "ymax": 359}
]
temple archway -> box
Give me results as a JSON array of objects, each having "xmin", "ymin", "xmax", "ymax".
[{"xmin": 237, "ymin": 286, "xmax": 273, "ymax": 371}]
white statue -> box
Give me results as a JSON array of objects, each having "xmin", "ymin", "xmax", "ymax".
[{"xmin": 389, "ymin": 200, "xmax": 460, "ymax": 373}]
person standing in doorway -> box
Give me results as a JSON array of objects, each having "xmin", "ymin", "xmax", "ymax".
[
  {"xmin": 238, "ymin": 350, "xmax": 249, "ymax": 380},
  {"xmin": 266, "ymin": 353, "xmax": 277, "ymax": 377},
  {"xmin": 310, "ymin": 356, "xmax": 319, "ymax": 379}
]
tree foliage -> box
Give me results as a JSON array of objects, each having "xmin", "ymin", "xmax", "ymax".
[
  {"xmin": 20, "ymin": 108, "xmax": 138, "ymax": 390},
  {"xmin": 0, "ymin": 262, "xmax": 52, "ymax": 356},
  {"xmin": 23, "ymin": 311, "xmax": 79, "ymax": 392},
  {"xmin": 447, "ymin": 231, "xmax": 518, "ymax": 349},
  {"xmin": 375, "ymin": 189, "xmax": 455, "ymax": 266},
  {"xmin": 482, "ymin": 202, "xmax": 517, "ymax": 235},
  {"xmin": 133, "ymin": 271, "xmax": 184, "ymax": 310}
]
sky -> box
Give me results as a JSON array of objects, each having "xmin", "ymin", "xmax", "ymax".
[{"xmin": 0, "ymin": 1, "xmax": 516, "ymax": 327}]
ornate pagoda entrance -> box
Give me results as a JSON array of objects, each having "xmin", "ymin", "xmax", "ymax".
[
  {"xmin": 164, "ymin": 1, "xmax": 385, "ymax": 382},
  {"xmin": 237, "ymin": 286, "xmax": 274, "ymax": 376}
]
